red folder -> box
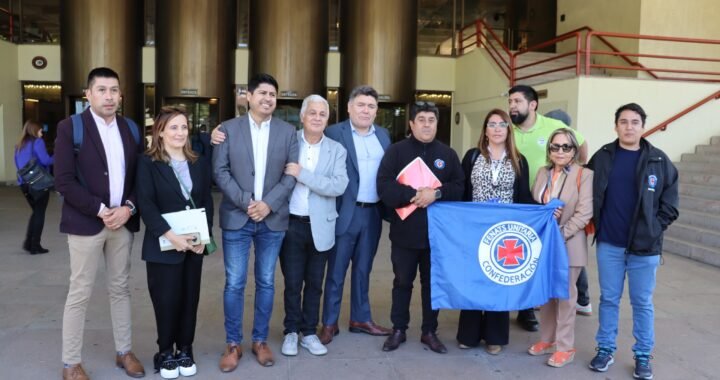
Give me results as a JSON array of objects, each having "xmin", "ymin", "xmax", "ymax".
[{"xmin": 395, "ymin": 157, "xmax": 442, "ymax": 220}]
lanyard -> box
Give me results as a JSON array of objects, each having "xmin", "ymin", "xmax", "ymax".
[
  {"xmin": 488, "ymin": 148, "xmax": 506, "ymax": 187},
  {"xmin": 543, "ymin": 167, "xmax": 568, "ymax": 204},
  {"xmin": 170, "ymin": 162, "xmax": 196, "ymax": 209}
]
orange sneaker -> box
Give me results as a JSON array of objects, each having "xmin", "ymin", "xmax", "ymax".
[
  {"xmin": 528, "ymin": 341, "xmax": 556, "ymax": 356},
  {"xmin": 547, "ymin": 349, "xmax": 575, "ymax": 368}
]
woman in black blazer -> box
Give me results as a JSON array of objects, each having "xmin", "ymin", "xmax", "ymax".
[{"xmin": 136, "ymin": 106, "xmax": 213, "ymax": 379}]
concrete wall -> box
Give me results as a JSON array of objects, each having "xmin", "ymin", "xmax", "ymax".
[
  {"xmin": 556, "ymin": 0, "xmax": 642, "ymax": 78},
  {"xmin": 17, "ymin": 45, "xmax": 61, "ymax": 81},
  {"xmin": 575, "ymin": 76, "xmax": 720, "ymax": 161},
  {"xmin": 638, "ymin": 0, "xmax": 720, "ymax": 80},
  {"xmin": 452, "ymin": 48, "xmax": 510, "ymax": 155},
  {"xmin": 417, "ymin": 56, "xmax": 455, "ymax": 92},
  {"xmin": 0, "ymin": 40, "xmax": 22, "ymax": 184}
]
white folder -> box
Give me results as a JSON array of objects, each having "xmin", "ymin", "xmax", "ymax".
[{"xmin": 158, "ymin": 208, "xmax": 210, "ymax": 251}]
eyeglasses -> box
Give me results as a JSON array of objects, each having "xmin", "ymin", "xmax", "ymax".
[
  {"xmin": 549, "ymin": 143, "xmax": 575, "ymax": 153},
  {"xmin": 487, "ymin": 122, "xmax": 509, "ymax": 129},
  {"xmin": 415, "ymin": 101, "xmax": 436, "ymax": 107}
]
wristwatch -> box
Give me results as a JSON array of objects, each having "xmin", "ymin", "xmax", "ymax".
[
  {"xmin": 434, "ymin": 189, "xmax": 442, "ymax": 200},
  {"xmin": 125, "ymin": 200, "xmax": 137, "ymax": 216}
]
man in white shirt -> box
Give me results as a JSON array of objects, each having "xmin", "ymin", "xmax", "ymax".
[
  {"xmin": 212, "ymin": 73, "xmax": 298, "ymax": 371},
  {"xmin": 54, "ymin": 67, "xmax": 145, "ymax": 380},
  {"xmin": 278, "ymin": 95, "xmax": 348, "ymax": 357}
]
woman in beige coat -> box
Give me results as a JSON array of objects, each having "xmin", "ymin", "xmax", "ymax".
[{"xmin": 528, "ymin": 128, "xmax": 593, "ymax": 368}]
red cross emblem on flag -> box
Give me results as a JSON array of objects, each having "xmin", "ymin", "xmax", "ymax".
[{"xmin": 496, "ymin": 239, "xmax": 525, "ymax": 267}]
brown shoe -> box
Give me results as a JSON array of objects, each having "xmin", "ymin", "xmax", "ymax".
[
  {"xmin": 421, "ymin": 332, "xmax": 448, "ymax": 354},
  {"xmin": 219, "ymin": 344, "xmax": 242, "ymax": 373},
  {"xmin": 382, "ymin": 329, "xmax": 406, "ymax": 351},
  {"xmin": 62, "ymin": 364, "xmax": 89, "ymax": 380},
  {"xmin": 318, "ymin": 324, "xmax": 339, "ymax": 344},
  {"xmin": 252, "ymin": 341, "xmax": 274, "ymax": 367},
  {"xmin": 115, "ymin": 352, "xmax": 145, "ymax": 378},
  {"xmin": 348, "ymin": 320, "xmax": 392, "ymax": 336}
]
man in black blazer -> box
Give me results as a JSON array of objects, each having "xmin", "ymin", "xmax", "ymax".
[{"xmin": 54, "ymin": 67, "xmax": 145, "ymax": 380}]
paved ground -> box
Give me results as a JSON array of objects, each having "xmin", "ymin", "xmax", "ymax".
[{"xmin": 0, "ymin": 186, "xmax": 717, "ymax": 379}]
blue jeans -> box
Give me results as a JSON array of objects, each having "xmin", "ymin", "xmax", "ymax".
[
  {"xmin": 595, "ymin": 242, "xmax": 660, "ymax": 354},
  {"xmin": 222, "ymin": 221, "xmax": 285, "ymax": 344}
]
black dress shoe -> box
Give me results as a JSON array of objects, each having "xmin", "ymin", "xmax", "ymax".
[
  {"xmin": 382, "ymin": 329, "xmax": 406, "ymax": 352},
  {"xmin": 517, "ymin": 309, "xmax": 539, "ymax": 332},
  {"xmin": 420, "ymin": 332, "xmax": 448, "ymax": 354}
]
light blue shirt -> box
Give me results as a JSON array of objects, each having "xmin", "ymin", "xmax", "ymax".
[{"xmin": 351, "ymin": 123, "xmax": 384, "ymax": 203}]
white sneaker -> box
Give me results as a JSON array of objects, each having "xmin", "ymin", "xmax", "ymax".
[
  {"xmin": 282, "ymin": 332, "xmax": 299, "ymax": 356},
  {"xmin": 576, "ymin": 302, "xmax": 593, "ymax": 316},
  {"xmin": 300, "ymin": 334, "xmax": 328, "ymax": 356}
]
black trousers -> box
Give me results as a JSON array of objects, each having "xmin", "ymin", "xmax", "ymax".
[
  {"xmin": 279, "ymin": 218, "xmax": 329, "ymax": 336},
  {"xmin": 146, "ymin": 254, "xmax": 203, "ymax": 353},
  {"xmin": 456, "ymin": 310, "xmax": 509, "ymax": 346},
  {"xmin": 390, "ymin": 245, "xmax": 438, "ymax": 334},
  {"xmin": 576, "ymin": 267, "xmax": 590, "ymax": 306},
  {"xmin": 20, "ymin": 184, "xmax": 49, "ymax": 247}
]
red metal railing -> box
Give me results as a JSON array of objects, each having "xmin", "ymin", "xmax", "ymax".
[
  {"xmin": 458, "ymin": 20, "xmax": 513, "ymax": 82},
  {"xmin": 643, "ymin": 90, "xmax": 720, "ymax": 137},
  {"xmin": 458, "ymin": 19, "xmax": 720, "ymax": 85},
  {"xmin": 586, "ymin": 31, "xmax": 720, "ymax": 82},
  {"xmin": 513, "ymin": 28, "xmax": 583, "ymax": 83}
]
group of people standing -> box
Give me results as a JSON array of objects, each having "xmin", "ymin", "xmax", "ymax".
[{"xmin": 31, "ymin": 66, "xmax": 677, "ymax": 380}]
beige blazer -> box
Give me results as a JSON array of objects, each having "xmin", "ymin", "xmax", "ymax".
[{"xmin": 532, "ymin": 163, "xmax": 593, "ymax": 267}]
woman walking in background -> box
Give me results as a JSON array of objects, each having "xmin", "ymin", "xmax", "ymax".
[{"xmin": 14, "ymin": 120, "xmax": 53, "ymax": 255}]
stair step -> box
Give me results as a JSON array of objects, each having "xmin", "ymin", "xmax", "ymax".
[
  {"xmin": 679, "ymin": 195, "xmax": 720, "ymax": 213},
  {"xmin": 680, "ymin": 153, "xmax": 720, "ymax": 163},
  {"xmin": 665, "ymin": 222, "xmax": 720, "ymax": 248},
  {"xmin": 664, "ymin": 236, "xmax": 720, "ymax": 267},
  {"xmin": 679, "ymin": 183, "xmax": 720, "ymax": 200},
  {"xmin": 675, "ymin": 161, "xmax": 720, "ymax": 175},
  {"xmin": 695, "ymin": 145, "xmax": 720, "ymax": 155},
  {"xmin": 676, "ymin": 209, "xmax": 720, "ymax": 231},
  {"xmin": 679, "ymin": 172, "xmax": 720, "ymax": 186}
]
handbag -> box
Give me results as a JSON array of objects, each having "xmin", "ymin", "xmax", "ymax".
[
  {"xmin": 18, "ymin": 158, "xmax": 54, "ymax": 193},
  {"xmin": 172, "ymin": 164, "xmax": 217, "ymax": 255}
]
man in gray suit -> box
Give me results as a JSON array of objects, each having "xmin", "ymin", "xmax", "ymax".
[
  {"xmin": 212, "ymin": 73, "xmax": 298, "ymax": 371},
  {"xmin": 279, "ymin": 95, "xmax": 349, "ymax": 357}
]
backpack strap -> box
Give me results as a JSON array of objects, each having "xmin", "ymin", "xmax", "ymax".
[
  {"xmin": 122, "ymin": 116, "xmax": 142, "ymax": 146},
  {"xmin": 71, "ymin": 114, "xmax": 84, "ymax": 153},
  {"xmin": 70, "ymin": 114, "xmax": 87, "ymax": 186}
]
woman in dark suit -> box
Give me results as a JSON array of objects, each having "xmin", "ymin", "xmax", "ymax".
[
  {"xmin": 136, "ymin": 106, "xmax": 213, "ymax": 379},
  {"xmin": 455, "ymin": 108, "xmax": 534, "ymax": 355}
]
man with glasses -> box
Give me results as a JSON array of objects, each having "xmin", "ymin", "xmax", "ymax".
[
  {"xmin": 507, "ymin": 84, "xmax": 589, "ymax": 332},
  {"xmin": 319, "ymin": 85, "xmax": 393, "ymax": 344},
  {"xmin": 376, "ymin": 101, "xmax": 464, "ymax": 353},
  {"xmin": 587, "ymin": 103, "xmax": 678, "ymax": 380}
]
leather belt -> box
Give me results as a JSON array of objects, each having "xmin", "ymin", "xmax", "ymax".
[
  {"xmin": 355, "ymin": 201, "xmax": 379, "ymax": 208},
  {"xmin": 290, "ymin": 214, "xmax": 311, "ymax": 223}
]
